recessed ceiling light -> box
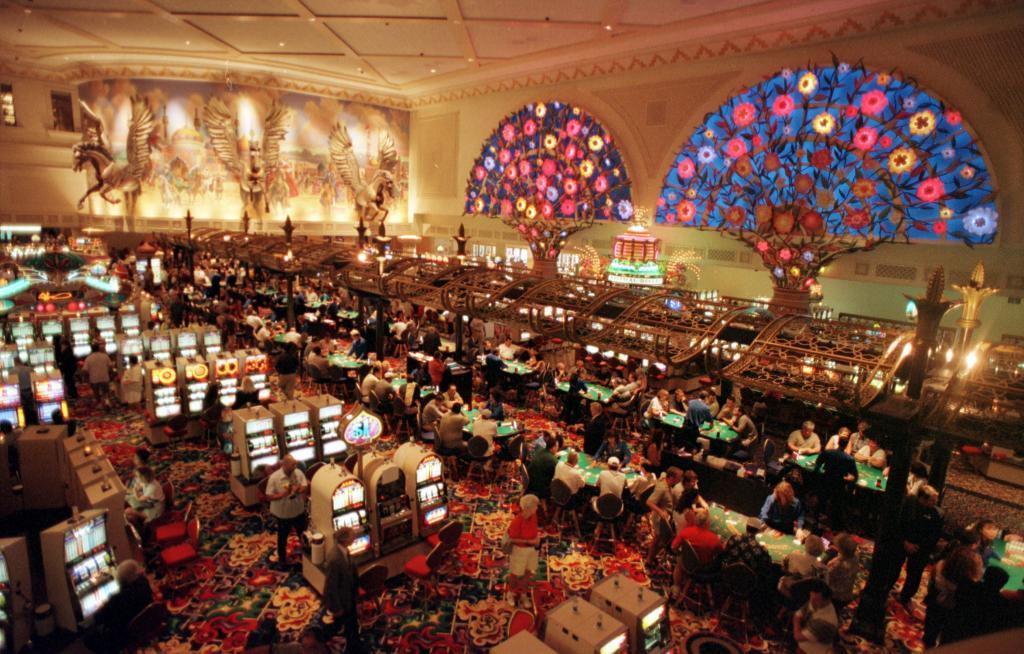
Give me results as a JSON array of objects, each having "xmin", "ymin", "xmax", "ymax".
[
  {"xmin": 467, "ymin": 57, "xmax": 475, "ymax": 62},
  {"xmin": 604, "ymin": 24, "xmax": 613, "ymax": 31},
  {"xmin": 278, "ymin": 42, "xmax": 285, "ymax": 46},
  {"xmin": 308, "ymin": 17, "xmax": 316, "ymax": 22},
  {"xmin": 357, "ymin": 67, "xmax": 364, "ymax": 73},
  {"xmin": 430, "ymin": 68, "xmax": 437, "ymax": 73},
  {"xmin": 185, "ymin": 40, "xmax": 191, "ymax": 45},
  {"xmin": 24, "ymin": 8, "xmax": 31, "ymax": 14},
  {"xmin": 453, "ymin": 19, "xmax": 462, "ymax": 25}
]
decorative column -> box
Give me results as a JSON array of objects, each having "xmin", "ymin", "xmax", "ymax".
[
  {"xmin": 184, "ymin": 209, "xmax": 194, "ymax": 283},
  {"xmin": 282, "ymin": 216, "xmax": 296, "ymax": 330},
  {"xmin": 953, "ymin": 261, "xmax": 998, "ymax": 351},
  {"xmin": 452, "ymin": 224, "xmax": 469, "ymax": 359}
]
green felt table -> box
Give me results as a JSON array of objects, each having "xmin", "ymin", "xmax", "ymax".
[
  {"xmin": 327, "ymin": 354, "xmax": 363, "ymax": 370},
  {"xmin": 794, "ymin": 453, "xmax": 888, "ymax": 492},
  {"xmin": 273, "ymin": 334, "xmax": 287, "ymax": 343},
  {"xmin": 391, "ymin": 378, "xmax": 435, "ymax": 399},
  {"xmin": 463, "ymin": 409, "xmax": 521, "ymax": 437},
  {"xmin": 556, "ymin": 450, "xmax": 639, "ymax": 487},
  {"xmin": 500, "ymin": 360, "xmax": 535, "ymax": 376},
  {"xmin": 991, "ymin": 538, "xmax": 1024, "ymax": 592},
  {"xmin": 555, "ymin": 381, "xmax": 614, "ymax": 403},
  {"xmin": 657, "ymin": 415, "xmax": 739, "ymax": 443},
  {"xmin": 338, "ymin": 310, "xmax": 359, "ymax": 320},
  {"xmin": 707, "ymin": 504, "xmax": 803, "ymax": 564}
]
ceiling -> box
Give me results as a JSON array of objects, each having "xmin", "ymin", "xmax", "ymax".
[{"xmin": 0, "ymin": 0, "xmax": 1008, "ymax": 102}]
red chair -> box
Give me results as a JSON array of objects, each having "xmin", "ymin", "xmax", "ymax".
[
  {"xmin": 159, "ymin": 517, "xmax": 200, "ymax": 571},
  {"xmin": 356, "ymin": 563, "xmax": 389, "ymax": 623},
  {"xmin": 122, "ymin": 601, "xmax": 168, "ymax": 652},
  {"xmin": 425, "ymin": 519, "xmax": 463, "ymax": 550},
  {"xmin": 145, "ymin": 482, "xmax": 177, "ymax": 539},
  {"xmin": 154, "ymin": 501, "xmax": 195, "ymax": 547},
  {"xmin": 162, "ymin": 414, "xmax": 189, "ymax": 442},
  {"xmin": 507, "ymin": 608, "xmax": 536, "ymax": 638},
  {"xmin": 403, "ymin": 544, "xmax": 446, "ymax": 600}
]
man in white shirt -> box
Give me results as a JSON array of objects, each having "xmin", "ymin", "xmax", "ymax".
[
  {"xmin": 84, "ymin": 344, "xmax": 113, "ymax": 409},
  {"xmin": 596, "ymin": 457, "xmax": 627, "ymax": 499},
  {"xmin": 554, "ymin": 449, "xmax": 586, "ymax": 495},
  {"xmin": 283, "ymin": 328, "xmax": 303, "ymax": 347},
  {"xmin": 254, "ymin": 323, "xmax": 272, "ymax": 349},
  {"xmin": 497, "ymin": 336, "xmax": 518, "ymax": 361},
  {"xmin": 792, "ymin": 581, "xmax": 838, "ymax": 654},
  {"xmin": 471, "ymin": 408, "xmax": 499, "ymax": 456},
  {"xmin": 787, "ymin": 421, "xmax": 822, "ymax": 455},
  {"xmin": 360, "ymin": 364, "xmax": 381, "ymax": 404},
  {"xmin": 646, "ymin": 389, "xmax": 669, "ymax": 420},
  {"xmin": 854, "ymin": 439, "xmax": 888, "ymax": 469},
  {"xmin": 265, "ymin": 455, "xmax": 308, "ymax": 569}
]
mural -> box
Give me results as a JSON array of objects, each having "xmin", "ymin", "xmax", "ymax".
[
  {"xmin": 464, "ymin": 100, "xmax": 632, "ymax": 264},
  {"xmin": 76, "ymin": 79, "xmax": 410, "ymax": 224},
  {"xmin": 656, "ymin": 62, "xmax": 996, "ymax": 295}
]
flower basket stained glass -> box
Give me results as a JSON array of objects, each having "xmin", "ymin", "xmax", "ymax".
[
  {"xmin": 464, "ymin": 101, "xmax": 633, "ymax": 269},
  {"xmin": 656, "ymin": 62, "xmax": 996, "ymax": 311}
]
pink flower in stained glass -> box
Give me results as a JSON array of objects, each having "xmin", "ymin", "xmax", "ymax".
[
  {"xmin": 498, "ymin": 149, "xmax": 511, "ymax": 164},
  {"xmin": 505, "ymin": 165, "xmax": 517, "ymax": 179},
  {"xmin": 541, "ymin": 159, "xmax": 557, "ymax": 176},
  {"xmin": 560, "ymin": 199, "xmax": 576, "ymax": 216},
  {"xmin": 474, "ymin": 166, "xmax": 486, "ymax": 180},
  {"xmin": 536, "ymin": 176, "xmax": 549, "ymax": 191},
  {"xmin": 879, "ymin": 135, "xmax": 892, "ymax": 148},
  {"xmin": 771, "ymin": 95, "xmax": 796, "ymax": 116},
  {"xmin": 732, "ymin": 102, "xmax": 757, "ymax": 127},
  {"xmin": 563, "ymin": 179, "xmax": 578, "ymax": 195},
  {"xmin": 756, "ymin": 240, "xmax": 769, "ymax": 253},
  {"xmin": 845, "ymin": 105, "xmax": 858, "ymax": 118},
  {"xmin": 725, "ymin": 138, "xmax": 747, "ymax": 159},
  {"xmin": 541, "ymin": 201, "xmax": 554, "ymax": 218},
  {"xmin": 676, "ymin": 158, "xmax": 696, "ymax": 179},
  {"xmin": 679, "ymin": 200, "xmax": 697, "ymax": 223},
  {"xmin": 502, "ymin": 123, "xmax": 516, "ymax": 142},
  {"xmin": 501, "ymin": 200, "xmax": 513, "ymax": 215},
  {"xmin": 852, "ymin": 127, "xmax": 878, "ymax": 151},
  {"xmin": 565, "ymin": 143, "xmax": 578, "ymax": 159},
  {"xmin": 933, "ymin": 220, "xmax": 947, "ymax": 235},
  {"xmin": 944, "ymin": 110, "xmax": 962, "ymax": 126},
  {"xmin": 859, "ymin": 90, "xmax": 888, "ymax": 116},
  {"xmin": 594, "ymin": 175, "xmax": 609, "ymax": 193},
  {"xmin": 518, "ymin": 160, "xmax": 532, "ymax": 176},
  {"xmin": 523, "ymin": 119, "xmax": 537, "ymax": 136},
  {"xmin": 915, "ymin": 177, "xmax": 945, "ymax": 203},
  {"xmin": 566, "ymin": 119, "xmax": 582, "ymax": 136}
]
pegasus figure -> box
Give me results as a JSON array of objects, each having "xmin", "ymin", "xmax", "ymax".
[
  {"xmin": 329, "ymin": 123, "xmax": 399, "ymax": 224},
  {"xmin": 202, "ymin": 97, "xmax": 290, "ymax": 213},
  {"xmin": 72, "ymin": 96, "xmax": 155, "ymax": 216}
]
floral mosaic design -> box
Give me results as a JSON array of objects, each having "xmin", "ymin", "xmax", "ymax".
[
  {"xmin": 657, "ymin": 62, "xmax": 996, "ymax": 290},
  {"xmin": 464, "ymin": 100, "xmax": 633, "ymax": 262}
]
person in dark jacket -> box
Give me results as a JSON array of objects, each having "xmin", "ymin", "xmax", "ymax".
[
  {"xmin": 54, "ymin": 335, "xmax": 80, "ymax": 400},
  {"xmin": 323, "ymin": 527, "xmax": 365, "ymax": 653},
  {"xmin": 813, "ymin": 432, "xmax": 858, "ymax": 530},
  {"xmin": 83, "ymin": 560, "xmax": 153, "ymax": 653},
  {"xmin": 576, "ymin": 402, "xmax": 609, "ymax": 456},
  {"xmin": 889, "ymin": 484, "xmax": 944, "ymax": 605}
]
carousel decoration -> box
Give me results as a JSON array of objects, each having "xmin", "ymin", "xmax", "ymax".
[
  {"xmin": 73, "ymin": 96, "xmax": 156, "ymax": 215},
  {"xmin": 330, "ymin": 123, "xmax": 400, "ymax": 226},
  {"xmin": 656, "ymin": 62, "xmax": 996, "ymax": 313},
  {"xmin": 202, "ymin": 97, "xmax": 291, "ymax": 215},
  {"xmin": 665, "ymin": 249, "xmax": 703, "ymax": 288},
  {"xmin": 606, "ymin": 223, "xmax": 665, "ymax": 287},
  {"xmin": 464, "ymin": 100, "xmax": 632, "ymax": 276}
]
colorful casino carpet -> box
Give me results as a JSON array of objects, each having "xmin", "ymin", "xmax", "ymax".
[{"xmin": 77, "ymin": 389, "xmax": 935, "ymax": 653}]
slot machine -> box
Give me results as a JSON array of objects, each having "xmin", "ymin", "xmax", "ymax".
[
  {"xmin": 212, "ymin": 353, "xmax": 240, "ymax": 407},
  {"xmin": 309, "ymin": 465, "xmax": 373, "ymax": 563},
  {"xmin": 31, "ymin": 370, "xmax": 68, "ymax": 424},
  {"xmin": 41, "ymin": 510, "xmax": 119, "ymax": 632},
  {"xmin": 589, "ymin": 575, "xmax": 673, "ymax": 654},
  {"xmin": 359, "ymin": 453, "xmax": 414, "ymax": 556},
  {"xmin": 173, "ymin": 329, "xmax": 198, "ymax": 359},
  {"xmin": 68, "ymin": 317, "xmax": 92, "ymax": 358},
  {"xmin": 39, "ymin": 317, "xmax": 65, "ymax": 342},
  {"xmin": 27, "ymin": 340, "xmax": 55, "ymax": 374},
  {"xmin": 269, "ymin": 400, "xmax": 317, "ymax": 465},
  {"xmin": 232, "ymin": 406, "xmax": 279, "ymax": 480},
  {"xmin": 542, "ymin": 596, "xmax": 629, "ymax": 654},
  {"xmin": 0, "ymin": 537, "xmax": 31, "ymax": 654},
  {"xmin": 178, "ymin": 356, "xmax": 210, "ymax": 416},
  {"xmin": 118, "ymin": 309, "xmax": 140, "ymax": 338},
  {"xmin": 236, "ymin": 349, "xmax": 270, "ymax": 402},
  {"xmin": 115, "ymin": 334, "xmax": 143, "ymax": 370},
  {"xmin": 143, "ymin": 330, "xmax": 172, "ymax": 361},
  {"xmin": 143, "ymin": 360, "xmax": 182, "ymax": 420},
  {"xmin": 9, "ymin": 321, "xmax": 34, "ymax": 360},
  {"xmin": 197, "ymin": 326, "xmax": 222, "ymax": 356},
  {"xmin": 0, "ymin": 374, "xmax": 25, "ymax": 428},
  {"xmin": 0, "ymin": 345, "xmax": 17, "ymax": 373},
  {"xmin": 300, "ymin": 395, "xmax": 346, "ymax": 461},
  {"xmin": 393, "ymin": 442, "xmax": 447, "ymax": 539},
  {"xmin": 92, "ymin": 315, "xmax": 117, "ymax": 355}
]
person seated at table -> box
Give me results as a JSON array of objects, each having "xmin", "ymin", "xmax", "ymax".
[
  {"xmin": 436, "ymin": 402, "xmax": 469, "ymax": 457},
  {"xmin": 560, "ymin": 371, "xmax": 587, "ymax": 424},
  {"xmin": 907, "ymin": 460, "xmax": 930, "ymax": 497},
  {"xmin": 524, "ymin": 349, "xmax": 541, "ymax": 370},
  {"xmin": 722, "ymin": 516, "xmax": 774, "ymax": 579},
  {"xmin": 824, "ymin": 426, "xmax": 850, "ymax": 451},
  {"xmin": 471, "ymin": 409, "xmax": 499, "ymax": 456},
  {"xmin": 646, "ymin": 389, "xmax": 670, "ymax": 422},
  {"xmin": 420, "ymin": 325, "xmax": 442, "ymax": 355},
  {"xmin": 854, "ymin": 438, "xmax": 888, "ymax": 469},
  {"xmin": 282, "ymin": 326, "xmax": 303, "ymax": 347},
  {"xmin": 646, "ymin": 467, "xmax": 683, "ymax": 566},
  {"xmin": 760, "ymin": 480, "xmax": 805, "ymax": 534},
  {"xmin": 235, "ymin": 377, "xmax": 259, "ymax": 408},
  {"xmin": 609, "ymin": 373, "xmax": 639, "ymax": 404},
  {"xmin": 596, "ymin": 456, "xmax": 627, "ymax": 499},
  {"xmin": 484, "ymin": 348, "xmax": 507, "ymax": 388},
  {"xmin": 779, "ymin": 534, "xmax": 826, "ymax": 599},
  {"xmin": 483, "ymin": 389, "xmax": 506, "ymax": 421},
  {"xmin": 359, "ymin": 363, "xmax": 381, "ymax": 404},
  {"xmin": 788, "ymin": 420, "xmax": 822, "ymax": 455},
  {"xmin": 82, "ymin": 560, "xmax": 153, "ymax": 654},
  {"xmin": 669, "ymin": 388, "xmax": 688, "ymax": 413},
  {"xmin": 825, "ymin": 533, "xmax": 861, "ymax": 608},
  {"xmin": 572, "ymin": 401, "xmax": 608, "ymax": 456},
  {"xmin": 705, "ymin": 392, "xmax": 720, "ymax": 418},
  {"xmin": 725, "ymin": 404, "xmax": 759, "ymax": 449},
  {"xmin": 671, "ymin": 507, "xmax": 724, "ymax": 576},
  {"xmin": 497, "ymin": 335, "xmax": 518, "ymax": 361},
  {"xmin": 671, "ymin": 470, "xmax": 709, "ymax": 528},
  {"xmin": 846, "ymin": 419, "xmax": 871, "ymax": 455},
  {"xmin": 526, "ymin": 435, "xmax": 560, "ymax": 501},
  {"xmin": 124, "ymin": 465, "xmax": 165, "ymax": 530},
  {"xmin": 554, "ymin": 448, "xmax": 586, "ymax": 498},
  {"xmin": 421, "ymin": 393, "xmax": 448, "ymax": 433},
  {"xmin": 595, "ymin": 432, "xmax": 631, "ymax": 467},
  {"xmin": 716, "ymin": 397, "xmax": 736, "ymax": 421},
  {"xmin": 792, "ymin": 580, "xmax": 838, "ymax": 654},
  {"xmin": 441, "ymin": 383, "xmax": 463, "ymax": 410},
  {"xmin": 427, "ymin": 352, "xmax": 446, "ymax": 388},
  {"xmin": 254, "ymin": 320, "xmax": 273, "ymax": 349},
  {"xmin": 306, "ymin": 346, "xmax": 330, "ymax": 378},
  {"xmin": 594, "ymin": 361, "xmax": 613, "ymax": 385},
  {"xmin": 347, "ymin": 329, "xmax": 369, "ymax": 360},
  {"xmin": 370, "ymin": 374, "xmax": 398, "ymax": 413}
]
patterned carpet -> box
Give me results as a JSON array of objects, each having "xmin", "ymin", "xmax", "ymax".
[{"xmin": 75, "ymin": 385, "xmax": 943, "ymax": 653}]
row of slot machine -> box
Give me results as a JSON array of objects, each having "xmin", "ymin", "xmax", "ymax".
[
  {"xmin": 0, "ymin": 369, "xmax": 68, "ymax": 427},
  {"xmin": 142, "ymin": 347, "xmax": 267, "ymax": 422},
  {"xmin": 306, "ymin": 440, "xmax": 449, "ymax": 565}
]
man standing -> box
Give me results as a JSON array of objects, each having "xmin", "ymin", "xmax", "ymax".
[
  {"xmin": 684, "ymin": 390, "xmax": 713, "ymax": 445},
  {"xmin": 813, "ymin": 431, "xmax": 858, "ymax": 530},
  {"xmin": 890, "ymin": 485, "xmax": 944, "ymax": 606},
  {"xmin": 577, "ymin": 402, "xmax": 609, "ymax": 456},
  {"xmin": 323, "ymin": 527, "xmax": 365, "ymax": 653},
  {"xmin": 646, "ymin": 467, "xmax": 683, "ymax": 566},
  {"xmin": 84, "ymin": 343, "xmax": 113, "ymax": 409},
  {"xmin": 526, "ymin": 435, "xmax": 559, "ymax": 501},
  {"xmin": 265, "ymin": 455, "xmax": 308, "ymax": 568},
  {"xmin": 275, "ymin": 343, "xmax": 300, "ymax": 401}
]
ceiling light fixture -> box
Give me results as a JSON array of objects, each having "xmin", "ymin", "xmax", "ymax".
[
  {"xmin": 430, "ymin": 68, "xmax": 437, "ymax": 73},
  {"xmin": 308, "ymin": 17, "xmax": 316, "ymax": 22},
  {"xmin": 357, "ymin": 67, "xmax": 364, "ymax": 73},
  {"xmin": 279, "ymin": 41, "xmax": 285, "ymax": 46},
  {"xmin": 468, "ymin": 57, "xmax": 475, "ymax": 62},
  {"xmin": 185, "ymin": 40, "xmax": 191, "ymax": 45},
  {"xmin": 604, "ymin": 24, "xmax": 613, "ymax": 31}
]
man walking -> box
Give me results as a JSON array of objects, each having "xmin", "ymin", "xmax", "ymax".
[{"xmin": 323, "ymin": 527, "xmax": 365, "ymax": 653}]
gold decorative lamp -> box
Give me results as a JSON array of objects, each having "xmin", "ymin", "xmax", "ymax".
[{"xmin": 952, "ymin": 261, "xmax": 998, "ymax": 350}]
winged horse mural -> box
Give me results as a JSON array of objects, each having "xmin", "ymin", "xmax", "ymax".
[
  {"xmin": 72, "ymin": 96, "xmax": 156, "ymax": 216},
  {"xmin": 329, "ymin": 123, "xmax": 399, "ymax": 224},
  {"xmin": 202, "ymin": 97, "xmax": 291, "ymax": 215}
]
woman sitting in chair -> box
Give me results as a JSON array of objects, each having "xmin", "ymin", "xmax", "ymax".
[
  {"xmin": 124, "ymin": 466, "xmax": 165, "ymax": 531},
  {"xmin": 83, "ymin": 560, "xmax": 154, "ymax": 653}
]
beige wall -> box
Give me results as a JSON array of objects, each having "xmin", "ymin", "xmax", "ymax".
[{"xmin": 410, "ymin": 8, "xmax": 1024, "ymax": 337}]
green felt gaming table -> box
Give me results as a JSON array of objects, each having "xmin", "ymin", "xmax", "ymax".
[
  {"xmin": 555, "ymin": 381, "xmax": 614, "ymax": 403},
  {"xmin": 793, "ymin": 453, "xmax": 888, "ymax": 492},
  {"xmin": 391, "ymin": 378, "xmax": 435, "ymax": 399},
  {"xmin": 658, "ymin": 415, "xmax": 740, "ymax": 444},
  {"xmin": 556, "ymin": 450, "xmax": 640, "ymax": 488},
  {"xmin": 991, "ymin": 538, "xmax": 1024, "ymax": 592},
  {"xmin": 707, "ymin": 503, "xmax": 804, "ymax": 564},
  {"xmin": 463, "ymin": 409, "xmax": 522, "ymax": 438},
  {"xmin": 500, "ymin": 360, "xmax": 536, "ymax": 376},
  {"xmin": 327, "ymin": 354, "xmax": 364, "ymax": 370},
  {"xmin": 338, "ymin": 309, "xmax": 360, "ymax": 320}
]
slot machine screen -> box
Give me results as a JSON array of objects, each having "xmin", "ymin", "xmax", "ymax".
[
  {"xmin": 120, "ymin": 313, "xmax": 140, "ymax": 336},
  {"xmin": 41, "ymin": 319, "xmax": 63, "ymax": 338},
  {"xmin": 37, "ymin": 402, "xmax": 68, "ymax": 424},
  {"xmin": 120, "ymin": 338, "xmax": 142, "ymax": 367},
  {"xmin": 283, "ymin": 411, "xmax": 309, "ymax": 428},
  {"xmin": 176, "ymin": 331, "xmax": 197, "ymax": 354},
  {"xmin": 150, "ymin": 367, "xmax": 180, "ymax": 419},
  {"xmin": 203, "ymin": 330, "xmax": 221, "ymax": 354},
  {"xmin": 0, "ymin": 408, "xmax": 22, "ymax": 428},
  {"xmin": 244, "ymin": 355, "xmax": 268, "ymax": 374},
  {"xmin": 247, "ymin": 417, "xmax": 273, "ymax": 436},
  {"xmin": 0, "ymin": 384, "xmax": 19, "ymax": 407},
  {"xmin": 149, "ymin": 336, "xmax": 171, "ymax": 358},
  {"xmin": 599, "ymin": 634, "xmax": 628, "ymax": 654},
  {"xmin": 422, "ymin": 506, "xmax": 447, "ymax": 526},
  {"xmin": 29, "ymin": 347, "xmax": 53, "ymax": 368},
  {"xmin": 416, "ymin": 457, "xmax": 442, "ymax": 484},
  {"xmin": 63, "ymin": 514, "xmax": 119, "ymax": 621},
  {"xmin": 0, "ymin": 349, "xmax": 14, "ymax": 370},
  {"xmin": 320, "ymin": 404, "xmax": 342, "ymax": 421},
  {"xmin": 69, "ymin": 318, "xmax": 90, "ymax": 333}
]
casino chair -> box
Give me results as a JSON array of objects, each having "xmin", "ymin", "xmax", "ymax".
[
  {"xmin": 549, "ymin": 478, "xmax": 582, "ymax": 538},
  {"xmin": 464, "ymin": 435, "xmax": 494, "ymax": 483},
  {"xmin": 154, "ymin": 501, "xmax": 195, "ymax": 548},
  {"xmin": 391, "ymin": 398, "xmax": 414, "ymax": 441},
  {"xmin": 590, "ymin": 493, "xmax": 624, "ymax": 545},
  {"xmin": 198, "ymin": 403, "xmax": 223, "ymax": 448},
  {"xmin": 719, "ymin": 563, "xmax": 757, "ymax": 640},
  {"xmin": 762, "ymin": 439, "xmax": 785, "ymax": 481},
  {"xmin": 402, "ymin": 543, "xmax": 448, "ymax": 600},
  {"xmin": 494, "ymin": 434, "xmax": 524, "ymax": 485},
  {"xmin": 677, "ymin": 539, "xmax": 720, "ymax": 614},
  {"xmin": 124, "ymin": 522, "xmax": 145, "ymax": 564},
  {"xmin": 162, "ymin": 414, "xmax": 190, "ymax": 443},
  {"xmin": 158, "ymin": 518, "xmax": 201, "ymax": 595},
  {"xmin": 425, "ymin": 519, "xmax": 464, "ymax": 550},
  {"xmin": 607, "ymin": 394, "xmax": 635, "ymax": 436},
  {"xmin": 356, "ymin": 563, "xmax": 389, "ymax": 624},
  {"xmin": 507, "ymin": 608, "xmax": 536, "ymax": 638},
  {"xmin": 623, "ymin": 485, "xmax": 655, "ymax": 533},
  {"xmin": 121, "ymin": 601, "xmax": 168, "ymax": 653}
]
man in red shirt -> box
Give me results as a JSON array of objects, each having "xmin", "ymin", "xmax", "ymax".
[
  {"xmin": 506, "ymin": 494, "xmax": 541, "ymax": 609},
  {"xmin": 671, "ymin": 508, "xmax": 723, "ymax": 595}
]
